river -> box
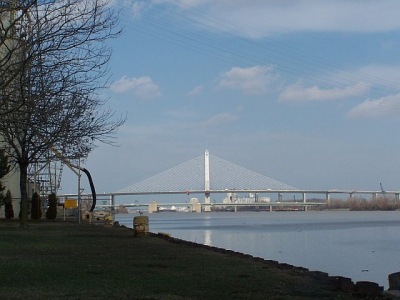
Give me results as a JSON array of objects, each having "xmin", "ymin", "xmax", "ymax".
[{"xmin": 115, "ymin": 210, "xmax": 400, "ymax": 288}]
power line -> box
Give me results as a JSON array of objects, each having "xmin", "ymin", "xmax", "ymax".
[{"xmin": 112, "ymin": 1, "xmax": 400, "ymax": 107}]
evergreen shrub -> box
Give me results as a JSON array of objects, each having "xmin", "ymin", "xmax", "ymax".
[
  {"xmin": 46, "ymin": 193, "xmax": 57, "ymax": 220},
  {"xmin": 4, "ymin": 190, "xmax": 14, "ymax": 220},
  {"xmin": 31, "ymin": 192, "xmax": 42, "ymax": 220}
]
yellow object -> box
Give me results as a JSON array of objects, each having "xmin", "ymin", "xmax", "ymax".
[
  {"xmin": 104, "ymin": 214, "xmax": 113, "ymax": 226},
  {"xmin": 64, "ymin": 199, "xmax": 78, "ymax": 208}
]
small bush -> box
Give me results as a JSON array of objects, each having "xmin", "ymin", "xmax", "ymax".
[
  {"xmin": 329, "ymin": 196, "xmax": 400, "ymax": 211},
  {"xmin": 31, "ymin": 192, "xmax": 42, "ymax": 220},
  {"xmin": 4, "ymin": 190, "xmax": 14, "ymax": 220},
  {"xmin": 46, "ymin": 193, "xmax": 57, "ymax": 220}
]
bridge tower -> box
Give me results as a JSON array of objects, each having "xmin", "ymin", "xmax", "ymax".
[{"xmin": 204, "ymin": 150, "xmax": 211, "ymax": 212}]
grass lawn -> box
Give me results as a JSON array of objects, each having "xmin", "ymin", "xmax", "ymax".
[{"xmin": 0, "ymin": 220, "xmax": 361, "ymax": 299}]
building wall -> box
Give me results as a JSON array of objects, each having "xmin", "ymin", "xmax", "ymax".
[{"xmin": 0, "ymin": 5, "xmax": 22, "ymax": 218}]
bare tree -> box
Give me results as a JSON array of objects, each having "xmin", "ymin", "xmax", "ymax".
[{"xmin": 0, "ymin": 0, "xmax": 125, "ymax": 227}]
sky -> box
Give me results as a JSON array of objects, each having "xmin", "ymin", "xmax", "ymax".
[{"xmin": 60, "ymin": 0, "xmax": 400, "ymax": 201}]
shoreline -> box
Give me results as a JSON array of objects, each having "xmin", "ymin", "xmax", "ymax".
[
  {"xmin": 147, "ymin": 229, "xmax": 385, "ymax": 297},
  {"xmin": 0, "ymin": 219, "xmax": 383, "ymax": 299},
  {"xmin": 116, "ymin": 210, "xmax": 400, "ymax": 288}
]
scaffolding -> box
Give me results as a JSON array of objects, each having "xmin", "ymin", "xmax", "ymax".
[{"xmin": 28, "ymin": 157, "xmax": 64, "ymax": 197}]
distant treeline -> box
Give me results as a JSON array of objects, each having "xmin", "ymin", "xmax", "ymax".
[{"xmin": 327, "ymin": 196, "xmax": 400, "ymax": 211}]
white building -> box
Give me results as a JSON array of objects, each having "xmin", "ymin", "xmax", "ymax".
[{"xmin": 0, "ymin": 3, "xmax": 23, "ymax": 218}]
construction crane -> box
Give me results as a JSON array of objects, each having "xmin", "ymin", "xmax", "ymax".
[
  {"xmin": 379, "ymin": 183, "xmax": 387, "ymax": 200},
  {"xmin": 380, "ymin": 183, "xmax": 385, "ymax": 193},
  {"xmin": 29, "ymin": 158, "xmax": 64, "ymax": 196}
]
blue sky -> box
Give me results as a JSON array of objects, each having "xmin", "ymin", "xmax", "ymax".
[{"xmin": 61, "ymin": 0, "xmax": 400, "ymax": 198}]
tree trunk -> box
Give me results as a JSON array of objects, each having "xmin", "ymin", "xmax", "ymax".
[{"xmin": 19, "ymin": 163, "xmax": 29, "ymax": 228}]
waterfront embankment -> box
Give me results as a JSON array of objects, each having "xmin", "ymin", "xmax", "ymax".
[{"xmin": 0, "ymin": 220, "xmax": 377, "ymax": 300}]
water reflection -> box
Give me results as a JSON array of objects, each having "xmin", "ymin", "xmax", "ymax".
[{"xmin": 204, "ymin": 230, "xmax": 211, "ymax": 246}]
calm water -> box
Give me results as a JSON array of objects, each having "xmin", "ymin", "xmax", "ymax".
[{"xmin": 115, "ymin": 211, "xmax": 400, "ymax": 288}]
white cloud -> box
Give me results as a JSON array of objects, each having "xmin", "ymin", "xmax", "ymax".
[
  {"xmin": 218, "ymin": 65, "xmax": 278, "ymax": 95},
  {"xmin": 158, "ymin": 0, "xmax": 400, "ymax": 37},
  {"xmin": 130, "ymin": 2, "xmax": 145, "ymax": 18},
  {"xmin": 344, "ymin": 65, "xmax": 400, "ymax": 91},
  {"xmin": 110, "ymin": 76, "xmax": 162, "ymax": 99},
  {"xmin": 279, "ymin": 82, "xmax": 369, "ymax": 102},
  {"xmin": 199, "ymin": 113, "xmax": 239, "ymax": 127},
  {"xmin": 109, "ymin": 0, "xmax": 153, "ymax": 18},
  {"xmin": 347, "ymin": 93, "xmax": 400, "ymax": 118},
  {"xmin": 187, "ymin": 85, "xmax": 204, "ymax": 96}
]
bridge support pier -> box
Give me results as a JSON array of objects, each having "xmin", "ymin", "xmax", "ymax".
[
  {"xmin": 278, "ymin": 193, "xmax": 282, "ymax": 202},
  {"xmin": 110, "ymin": 195, "xmax": 115, "ymax": 210},
  {"xmin": 205, "ymin": 192, "xmax": 211, "ymax": 212},
  {"xmin": 326, "ymin": 193, "xmax": 330, "ymax": 208},
  {"xmin": 303, "ymin": 193, "xmax": 307, "ymax": 211}
]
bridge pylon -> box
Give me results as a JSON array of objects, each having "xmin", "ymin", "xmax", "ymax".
[{"xmin": 204, "ymin": 150, "xmax": 211, "ymax": 212}]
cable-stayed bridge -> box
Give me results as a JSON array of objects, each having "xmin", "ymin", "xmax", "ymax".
[
  {"xmin": 115, "ymin": 150, "xmax": 299, "ymax": 212},
  {"xmin": 59, "ymin": 150, "xmax": 400, "ymax": 212},
  {"xmin": 117, "ymin": 150, "xmax": 297, "ymax": 194}
]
